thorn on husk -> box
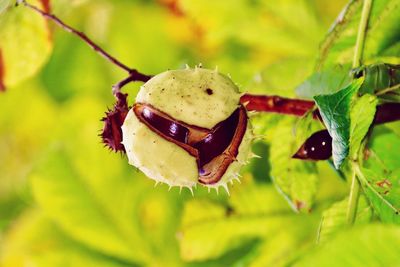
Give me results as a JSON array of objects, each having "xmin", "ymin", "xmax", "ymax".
[{"xmin": 101, "ymin": 92, "xmax": 130, "ymax": 152}]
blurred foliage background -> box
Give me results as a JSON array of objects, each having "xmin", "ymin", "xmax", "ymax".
[{"xmin": 1, "ymin": 0, "xmax": 399, "ymax": 266}]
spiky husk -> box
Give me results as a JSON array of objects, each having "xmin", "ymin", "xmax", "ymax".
[
  {"xmin": 101, "ymin": 92, "xmax": 129, "ymax": 152},
  {"xmin": 120, "ymin": 67, "xmax": 257, "ymax": 193}
]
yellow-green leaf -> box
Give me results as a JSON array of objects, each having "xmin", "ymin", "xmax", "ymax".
[
  {"xmin": 0, "ymin": 1, "xmax": 52, "ymax": 89},
  {"xmin": 317, "ymin": 196, "xmax": 372, "ymax": 243}
]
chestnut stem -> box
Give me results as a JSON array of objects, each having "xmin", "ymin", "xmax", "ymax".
[
  {"xmin": 112, "ymin": 71, "xmax": 152, "ymax": 97},
  {"xmin": 240, "ymin": 94, "xmax": 315, "ymax": 116},
  {"xmin": 240, "ymin": 94, "xmax": 400, "ymax": 125},
  {"xmin": 19, "ymin": 0, "xmax": 151, "ymax": 87}
]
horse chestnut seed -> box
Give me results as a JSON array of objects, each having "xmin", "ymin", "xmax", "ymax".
[{"xmin": 121, "ymin": 67, "xmax": 254, "ymax": 192}]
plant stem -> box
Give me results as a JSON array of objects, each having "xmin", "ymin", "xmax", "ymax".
[
  {"xmin": 19, "ymin": 0, "xmax": 151, "ymax": 81},
  {"xmin": 112, "ymin": 71, "xmax": 152, "ymax": 96},
  {"xmin": 352, "ymin": 0, "xmax": 373, "ymax": 68},
  {"xmin": 240, "ymin": 94, "xmax": 400, "ymax": 126},
  {"xmin": 375, "ymin": 83, "xmax": 400, "ymax": 96},
  {"xmin": 346, "ymin": 0, "xmax": 373, "ymax": 226},
  {"xmin": 347, "ymin": 168, "xmax": 360, "ymax": 225},
  {"xmin": 240, "ymin": 94, "xmax": 316, "ymax": 116},
  {"xmin": 374, "ymin": 103, "xmax": 400, "ymax": 124}
]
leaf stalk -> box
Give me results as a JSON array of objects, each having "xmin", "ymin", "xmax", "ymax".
[
  {"xmin": 352, "ymin": 0, "xmax": 373, "ymax": 68},
  {"xmin": 347, "ymin": 168, "xmax": 361, "ymax": 225},
  {"xmin": 346, "ymin": 0, "xmax": 373, "ymax": 226}
]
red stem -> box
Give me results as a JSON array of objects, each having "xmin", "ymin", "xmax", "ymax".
[
  {"xmin": 240, "ymin": 94, "xmax": 315, "ymax": 116},
  {"xmin": 112, "ymin": 70, "xmax": 152, "ymax": 96},
  {"xmin": 240, "ymin": 94, "xmax": 400, "ymax": 126}
]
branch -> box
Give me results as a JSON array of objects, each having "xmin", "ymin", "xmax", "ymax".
[
  {"xmin": 347, "ymin": 167, "xmax": 360, "ymax": 225},
  {"xmin": 19, "ymin": 0, "xmax": 151, "ymax": 82},
  {"xmin": 375, "ymin": 83, "xmax": 400, "ymax": 96},
  {"xmin": 240, "ymin": 94, "xmax": 400, "ymax": 125},
  {"xmin": 112, "ymin": 70, "xmax": 152, "ymax": 96},
  {"xmin": 352, "ymin": 0, "xmax": 372, "ymax": 68},
  {"xmin": 240, "ymin": 94, "xmax": 315, "ymax": 116},
  {"xmin": 348, "ymin": 0, "xmax": 373, "ymax": 226},
  {"xmin": 374, "ymin": 103, "xmax": 400, "ymax": 124}
]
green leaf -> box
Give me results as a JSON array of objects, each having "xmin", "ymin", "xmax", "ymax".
[
  {"xmin": 296, "ymin": 66, "xmax": 351, "ymax": 98},
  {"xmin": 248, "ymin": 58, "xmax": 314, "ymax": 97},
  {"xmin": 297, "ymin": 63, "xmax": 400, "ymax": 99},
  {"xmin": 317, "ymin": 196, "xmax": 372, "ymax": 243},
  {"xmin": 314, "ymin": 79, "xmax": 363, "ymax": 168},
  {"xmin": 0, "ymin": 80, "xmax": 57, "ymax": 196},
  {"xmin": 295, "ymin": 224, "xmax": 400, "ymax": 266},
  {"xmin": 228, "ymin": 179, "xmax": 294, "ymax": 216},
  {"xmin": 0, "ymin": 1, "xmax": 52, "ymax": 89},
  {"xmin": 357, "ymin": 126, "xmax": 400, "ymax": 223},
  {"xmin": 179, "ymin": 181, "xmax": 318, "ymax": 264},
  {"xmin": 357, "ymin": 63, "xmax": 400, "ymax": 95},
  {"xmin": 179, "ymin": 0, "xmax": 346, "ymax": 85},
  {"xmin": 269, "ymin": 117, "xmax": 319, "ymax": 212},
  {"xmin": 358, "ymin": 168, "xmax": 400, "ymax": 224},
  {"xmin": 349, "ymin": 94, "xmax": 377, "ymax": 159},
  {"xmin": 358, "ymin": 126, "xmax": 400, "ymax": 224},
  {"xmin": 28, "ymin": 96, "xmax": 188, "ymax": 267},
  {"xmin": 0, "ymin": 209, "xmax": 135, "ymax": 267},
  {"xmin": 0, "ymin": 0, "xmax": 11, "ymax": 13},
  {"xmin": 317, "ymin": 0, "xmax": 400, "ymax": 69},
  {"xmin": 30, "ymin": 148, "xmax": 145, "ymax": 264},
  {"xmin": 180, "ymin": 0, "xmax": 323, "ymax": 56}
]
